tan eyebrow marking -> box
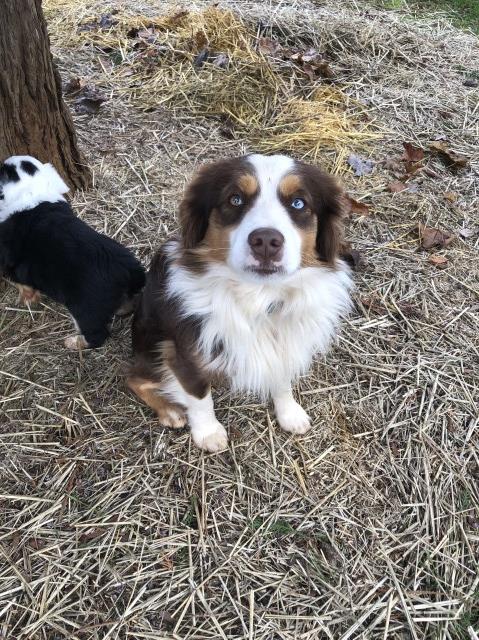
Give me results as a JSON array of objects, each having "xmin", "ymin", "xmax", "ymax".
[
  {"xmin": 279, "ymin": 173, "xmax": 303, "ymax": 198},
  {"xmin": 237, "ymin": 173, "xmax": 259, "ymax": 197}
]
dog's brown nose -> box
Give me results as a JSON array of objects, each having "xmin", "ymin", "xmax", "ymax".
[{"xmin": 248, "ymin": 228, "xmax": 285, "ymax": 260}]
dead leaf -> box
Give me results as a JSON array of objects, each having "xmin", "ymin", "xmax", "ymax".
[
  {"xmin": 443, "ymin": 191, "xmax": 458, "ymax": 202},
  {"xmin": 347, "ymin": 154, "xmax": 375, "ymax": 177},
  {"xmin": 79, "ymin": 527, "xmax": 106, "ymax": 543},
  {"xmin": 343, "ymin": 194, "xmax": 370, "ymax": 216},
  {"xmin": 258, "ymin": 37, "xmax": 282, "ymax": 56},
  {"xmin": 165, "ymin": 9, "xmax": 189, "ymax": 27},
  {"xmin": 193, "ymin": 48, "xmax": 210, "ymax": 67},
  {"xmin": 64, "ymin": 77, "xmax": 87, "ymax": 95},
  {"xmin": 78, "ymin": 13, "xmax": 117, "ymax": 32},
  {"xmin": 384, "ymin": 156, "xmax": 404, "ymax": 176},
  {"xmin": 429, "ymin": 141, "xmax": 469, "ymax": 169},
  {"xmin": 74, "ymin": 86, "xmax": 107, "ymax": 114},
  {"xmin": 456, "ymin": 226, "xmax": 477, "ymax": 239},
  {"xmin": 388, "ymin": 181, "xmax": 408, "ymax": 193},
  {"xmin": 137, "ymin": 27, "xmax": 158, "ymax": 43},
  {"xmin": 99, "ymin": 13, "xmax": 117, "ymax": 29},
  {"xmin": 213, "ymin": 53, "xmax": 229, "ymax": 68},
  {"xmin": 418, "ymin": 222, "xmax": 455, "ymax": 250},
  {"xmin": 28, "ymin": 537, "xmax": 47, "ymax": 550},
  {"xmin": 403, "ymin": 142, "xmax": 424, "ymax": 163},
  {"xmin": 428, "ymin": 255, "xmax": 448, "ymax": 268},
  {"xmin": 340, "ymin": 243, "xmax": 364, "ymax": 270}
]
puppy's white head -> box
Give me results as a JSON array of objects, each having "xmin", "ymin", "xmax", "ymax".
[
  {"xmin": 179, "ymin": 153, "xmax": 344, "ymax": 279},
  {"xmin": 0, "ymin": 155, "xmax": 69, "ymax": 222}
]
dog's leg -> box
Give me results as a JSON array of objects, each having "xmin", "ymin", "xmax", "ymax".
[
  {"xmin": 127, "ymin": 377, "xmax": 186, "ymax": 428},
  {"xmin": 161, "ymin": 371, "xmax": 228, "ymax": 452},
  {"xmin": 273, "ymin": 388, "xmax": 311, "ymax": 435},
  {"xmin": 186, "ymin": 390, "xmax": 228, "ymax": 452}
]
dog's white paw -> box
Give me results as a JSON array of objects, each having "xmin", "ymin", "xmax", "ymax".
[
  {"xmin": 276, "ymin": 399, "xmax": 311, "ymax": 435},
  {"xmin": 192, "ymin": 421, "xmax": 228, "ymax": 452},
  {"xmin": 64, "ymin": 334, "xmax": 89, "ymax": 350}
]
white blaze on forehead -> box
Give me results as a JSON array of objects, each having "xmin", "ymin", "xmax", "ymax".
[
  {"xmin": 0, "ymin": 155, "xmax": 69, "ymax": 222},
  {"xmin": 227, "ymin": 153, "xmax": 303, "ymax": 276},
  {"xmin": 247, "ymin": 154, "xmax": 295, "ymax": 189}
]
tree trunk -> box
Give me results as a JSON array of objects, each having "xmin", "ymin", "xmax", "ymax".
[{"xmin": 0, "ymin": 0, "xmax": 90, "ymax": 191}]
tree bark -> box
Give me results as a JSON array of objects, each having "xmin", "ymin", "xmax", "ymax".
[{"xmin": 0, "ymin": 0, "xmax": 90, "ymax": 191}]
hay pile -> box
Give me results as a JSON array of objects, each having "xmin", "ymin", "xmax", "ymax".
[
  {"xmin": 45, "ymin": 3, "xmax": 382, "ymax": 166},
  {"xmin": 1, "ymin": 0, "xmax": 478, "ymax": 639}
]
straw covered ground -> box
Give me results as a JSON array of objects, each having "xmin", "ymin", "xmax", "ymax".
[{"xmin": 1, "ymin": 0, "xmax": 478, "ymax": 638}]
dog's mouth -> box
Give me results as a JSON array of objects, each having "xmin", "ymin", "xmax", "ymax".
[{"xmin": 246, "ymin": 264, "xmax": 285, "ymax": 277}]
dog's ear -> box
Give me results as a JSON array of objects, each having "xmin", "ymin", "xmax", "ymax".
[
  {"xmin": 179, "ymin": 163, "xmax": 219, "ymax": 249},
  {"xmin": 299, "ymin": 163, "xmax": 344, "ymax": 264}
]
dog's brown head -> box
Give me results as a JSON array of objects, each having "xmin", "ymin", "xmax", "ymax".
[{"xmin": 179, "ymin": 154, "xmax": 344, "ymax": 277}]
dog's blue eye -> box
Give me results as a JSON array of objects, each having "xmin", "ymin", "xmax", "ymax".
[
  {"xmin": 291, "ymin": 198, "xmax": 305, "ymax": 210},
  {"xmin": 230, "ymin": 194, "xmax": 243, "ymax": 207}
]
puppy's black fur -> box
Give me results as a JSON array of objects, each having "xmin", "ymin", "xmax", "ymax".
[{"xmin": 0, "ymin": 200, "xmax": 145, "ymax": 347}]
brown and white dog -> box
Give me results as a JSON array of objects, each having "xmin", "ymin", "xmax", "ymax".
[{"xmin": 128, "ymin": 154, "xmax": 352, "ymax": 451}]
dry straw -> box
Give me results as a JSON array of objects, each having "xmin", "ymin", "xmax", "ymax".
[
  {"xmin": 45, "ymin": 3, "xmax": 382, "ymax": 166},
  {"xmin": 2, "ymin": 0, "xmax": 478, "ymax": 638}
]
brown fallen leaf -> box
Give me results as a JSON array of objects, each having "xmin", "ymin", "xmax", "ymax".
[
  {"xmin": 443, "ymin": 191, "xmax": 458, "ymax": 202},
  {"xmin": 403, "ymin": 142, "xmax": 424, "ymax": 163},
  {"xmin": 383, "ymin": 156, "xmax": 404, "ymax": 177},
  {"xmin": 418, "ymin": 222, "xmax": 455, "ymax": 250},
  {"xmin": 213, "ymin": 53, "xmax": 229, "ymax": 68},
  {"xmin": 165, "ymin": 9, "xmax": 189, "ymax": 27},
  {"xmin": 64, "ymin": 77, "xmax": 87, "ymax": 95},
  {"xmin": 137, "ymin": 27, "xmax": 158, "ymax": 43},
  {"xmin": 429, "ymin": 141, "xmax": 469, "ymax": 169},
  {"xmin": 456, "ymin": 226, "xmax": 478, "ymax": 239},
  {"xmin": 258, "ymin": 37, "xmax": 282, "ymax": 56},
  {"xmin": 428, "ymin": 255, "xmax": 448, "ymax": 268},
  {"xmin": 72, "ymin": 84, "xmax": 107, "ymax": 114},
  {"xmin": 388, "ymin": 181, "xmax": 408, "ymax": 193},
  {"xmin": 347, "ymin": 154, "xmax": 375, "ymax": 177},
  {"xmin": 343, "ymin": 194, "xmax": 370, "ymax": 216},
  {"xmin": 193, "ymin": 48, "xmax": 210, "ymax": 67},
  {"xmin": 340, "ymin": 242, "xmax": 364, "ymax": 270},
  {"xmin": 79, "ymin": 527, "xmax": 106, "ymax": 543},
  {"xmin": 290, "ymin": 48, "xmax": 333, "ymax": 79}
]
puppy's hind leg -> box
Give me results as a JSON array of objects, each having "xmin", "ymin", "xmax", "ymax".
[{"xmin": 17, "ymin": 284, "xmax": 41, "ymax": 305}]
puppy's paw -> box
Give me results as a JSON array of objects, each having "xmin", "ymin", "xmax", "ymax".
[
  {"xmin": 17, "ymin": 285, "xmax": 41, "ymax": 305},
  {"xmin": 276, "ymin": 400, "xmax": 311, "ymax": 435},
  {"xmin": 192, "ymin": 421, "xmax": 228, "ymax": 452},
  {"xmin": 64, "ymin": 334, "xmax": 89, "ymax": 350},
  {"xmin": 158, "ymin": 406, "xmax": 187, "ymax": 429}
]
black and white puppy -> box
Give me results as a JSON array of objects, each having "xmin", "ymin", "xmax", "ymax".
[{"xmin": 0, "ymin": 155, "xmax": 145, "ymax": 349}]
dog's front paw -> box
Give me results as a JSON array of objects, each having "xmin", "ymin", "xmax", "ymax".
[
  {"xmin": 276, "ymin": 399, "xmax": 311, "ymax": 435},
  {"xmin": 158, "ymin": 406, "xmax": 187, "ymax": 429},
  {"xmin": 192, "ymin": 421, "xmax": 228, "ymax": 452},
  {"xmin": 64, "ymin": 334, "xmax": 89, "ymax": 350}
]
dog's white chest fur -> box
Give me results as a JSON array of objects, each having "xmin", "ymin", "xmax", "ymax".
[{"xmin": 168, "ymin": 252, "xmax": 352, "ymax": 398}]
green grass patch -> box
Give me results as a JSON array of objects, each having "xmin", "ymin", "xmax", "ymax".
[{"xmin": 376, "ymin": 0, "xmax": 479, "ymax": 33}]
